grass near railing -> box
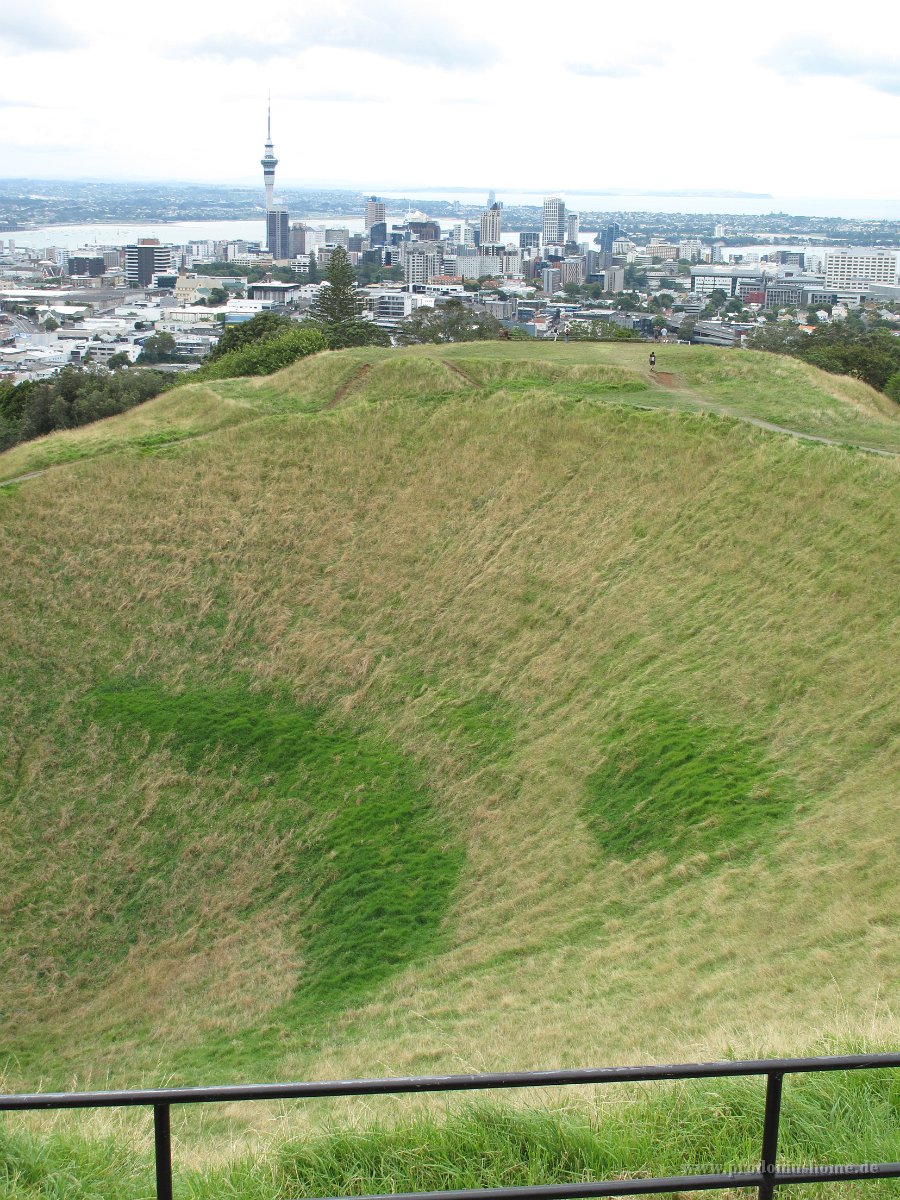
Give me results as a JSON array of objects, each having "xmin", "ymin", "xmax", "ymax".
[{"xmin": 2, "ymin": 1061, "xmax": 897, "ymax": 1199}]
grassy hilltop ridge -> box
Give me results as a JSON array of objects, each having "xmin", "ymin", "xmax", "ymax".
[{"xmin": 0, "ymin": 343, "xmax": 897, "ymax": 1194}]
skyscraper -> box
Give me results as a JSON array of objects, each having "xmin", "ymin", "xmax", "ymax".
[
  {"xmin": 365, "ymin": 196, "xmax": 386, "ymax": 232},
  {"xmin": 267, "ymin": 207, "xmax": 289, "ymax": 259},
  {"xmin": 600, "ymin": 223, "xmax": 622, "ymax": 253},
  {"xmin": 124, "ymin": 239, "xmax": 174, "ymax": 287},
  {"xmin": 542, "ymin": 196, "xmax": 566, "ymax": 246},
  {"xmin": 261, "ymin": 98, "xmax": 278, "ymax": 213},
  {"xmin": 480, "ymin": 203, "xmax": 502, "ymax": 248},
  {"xmin": 566, "ymin": 212, "xmax": 580, "ymax": 243}
]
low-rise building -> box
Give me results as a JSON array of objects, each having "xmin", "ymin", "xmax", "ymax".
[{"xmin": 246, "ymin": 281, "xmax": 302, "ymax": 305}]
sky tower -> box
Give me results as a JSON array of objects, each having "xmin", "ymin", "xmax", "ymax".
[{"xmin": 260, "ymin": 97, "xmax": 278, "ymax": 211}]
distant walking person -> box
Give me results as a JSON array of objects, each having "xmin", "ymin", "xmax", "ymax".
[{"xmin": 649, "ymin": 351, "xmax": 656, "ymax": 371}]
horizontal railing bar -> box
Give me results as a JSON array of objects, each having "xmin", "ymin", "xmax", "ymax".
[
  {"xmin": 311, "ymin": 1164, "xmax": 900, "ymax": 1200},
  {"xmin": 0, "ymin": 1052, "xmax": 897, "ymax": 1112}
]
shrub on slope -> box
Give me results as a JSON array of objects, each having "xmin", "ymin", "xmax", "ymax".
[{"xmin": 191, "ymin": 325, "xmax": 327, "ymax": 381}]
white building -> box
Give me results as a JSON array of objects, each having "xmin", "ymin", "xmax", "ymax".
[
  {"xmin": 156, "ymin": 306, "xmax": 227, "ymax": 331},
  {"xmin": 542, "ymin": 196, "xmax": 566, "ymax": 247},
  {"xmin": 824, "ymin": 249, "xmax": 898, "ymax": 291},
  {"xmin": 480, "ymin": 204, "xmax": 502, "ymax": 248},
  {"xmin": 365, "ymin": 289, "xmax": 434, "ymax": 329},
  {"xmin": 404, "ymin": 248, "xmax": 442, "ymax": 286},
  {"xmin": 364, "ymin": 197, "xmax": 386, "ymax": 232}
]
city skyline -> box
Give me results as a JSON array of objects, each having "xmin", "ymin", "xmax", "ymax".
[{"xmin": 2, "ymin": 0, "xmax": 900, "ymax": 202}]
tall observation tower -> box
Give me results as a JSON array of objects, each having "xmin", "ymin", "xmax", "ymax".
[{"xmin": 260, "ymin": 97, "xmax": 278, "ymax": 211}]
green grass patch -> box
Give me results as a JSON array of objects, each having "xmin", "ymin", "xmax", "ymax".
[
  {"xmin": 584, "ymin": 703, "xmax": 797, "ymax": 863},
  {"xmin": 91, "ymin": 682, "xmax": 462, "ymax": 1023}
]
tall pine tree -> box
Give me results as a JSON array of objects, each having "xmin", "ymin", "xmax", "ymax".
[
  {"xmin": 309, "ymin": 246, "xmax": 390, "ymax": 347},
  {"xmin": 311, "ymin": 246, "xmax": 363, "ymax": 325}
]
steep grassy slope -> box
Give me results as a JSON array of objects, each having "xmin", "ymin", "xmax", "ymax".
[
  {"xmin": 2, "ymin": 342, "xmax": 898, "ymax": 488},
  {"xmin": 0, "ymin": 345, "xmax": 897, "ymax": 1190}
]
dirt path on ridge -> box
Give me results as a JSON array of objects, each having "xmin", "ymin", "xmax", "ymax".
[{"xmin": 324, "ymin": 363, "xmax": 372, "ymax": 410}]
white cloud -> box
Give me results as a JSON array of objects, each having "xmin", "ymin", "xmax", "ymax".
[
  {"xmin": 770, "ymin": 39, "xmax": 900, "ymax": 97},
  {"xmin": 0, "ymin": 3, "xmax": 83, "ymax": 51},
  {"xmin": 185, "ymin": 1, "xmax": 497, "ymax": 71},
  {"xmin": 0, "ymin": 0, "xmax": 899, "ymax": 201}
]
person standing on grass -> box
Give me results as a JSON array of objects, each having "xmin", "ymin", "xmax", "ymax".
[{"xmin": 649, "ymin": 351, "xmax": 656, "ymax": 371}]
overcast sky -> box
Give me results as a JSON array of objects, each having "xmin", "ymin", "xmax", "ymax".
[{"xmin": 1, "ymin": 0, "xmax": 899, "ymax": 200}]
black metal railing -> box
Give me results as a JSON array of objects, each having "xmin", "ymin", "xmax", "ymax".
[{"xmin": 1, "ymin": 1053, "xmax": 898, "ymax": 1200}]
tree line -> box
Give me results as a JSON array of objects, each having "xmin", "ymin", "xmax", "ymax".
[{"xmin": 0, "ymin": 367, "xmax": 173, "ymax": 452}]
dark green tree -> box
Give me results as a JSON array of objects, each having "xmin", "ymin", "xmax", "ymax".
[
  {"xmin": 207, "ymin": 312, "xmax": 293, "ymax": 361},
  {"xmin": 308, "ymin": 247, "xmax": 390, "ymax": 348},
  {"xmin": 395, "ymin": 301, "xmax": 503, "ymax": 344},
  {"xmin": 3, "ymin": 366, "xmax": 170, "ymax": 447},
  {"xmin": 137, "ymin": 332, "xmax": 178, "ymax": 363},
  {"xmin": 311, "ymin": 247, "xmax": 363, "ymax": 325}
]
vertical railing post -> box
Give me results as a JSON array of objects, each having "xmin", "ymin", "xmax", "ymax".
[
  {"xmin": 758, "ymin": 1071, "xmax": 784, "ymax": 1200},
  {"xmin": 153, "ymin": 1102, "xmax": 173, "ymax": 1200}
]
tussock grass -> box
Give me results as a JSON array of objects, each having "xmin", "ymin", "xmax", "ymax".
[{"xmin": 0, "ymin": 344, "xmax": 897, "ymax": 1176}]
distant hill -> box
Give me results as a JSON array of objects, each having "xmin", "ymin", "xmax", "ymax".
[{"xmin": 1, "ymin": 343, "xmax": 897, "ymax": 1111}]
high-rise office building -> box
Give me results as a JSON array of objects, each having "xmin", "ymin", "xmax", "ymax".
[
  {"xmin": 542, "ymin": 196, "xmax": 566, "ymax": 246},
  {"xmin": 290, "ymin": 222, "xmax": 310, "ymax": 257},
  {"xmin": 480, "ymin": 203, "xmax": 502, "ymax": 248},
  {"xmin": 365, "ymin": 196, "xmax": 386, "ymax": 232},
  {"xmin": 260, "ymin": 99, "xmax": 279, "ymax": 212},
  {"xmin": 600, "ymin": 223, "xmax": 622, "ymax": 253},
  {"xmin": 566, "ymin": 212, "xmax": 580, "ymax": 243},
  {"xmin": 67, "ymin": 255, "xmax": 105, "ymax": 277},
  {"xmin": 408, "ymin": 219, "xmax": 440, "ymax": 241},
  {"xmin": 124, "ymin": 239, "xmax": 173, "ymax": 286},
  {"xmin": 267, "ymin": 207, "xmax": 290, "ymax": 259}
]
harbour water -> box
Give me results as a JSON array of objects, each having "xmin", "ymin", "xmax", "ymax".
[{"xmin": 5, "ymin": 187, "xmax": 900, "ymax": 254}]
